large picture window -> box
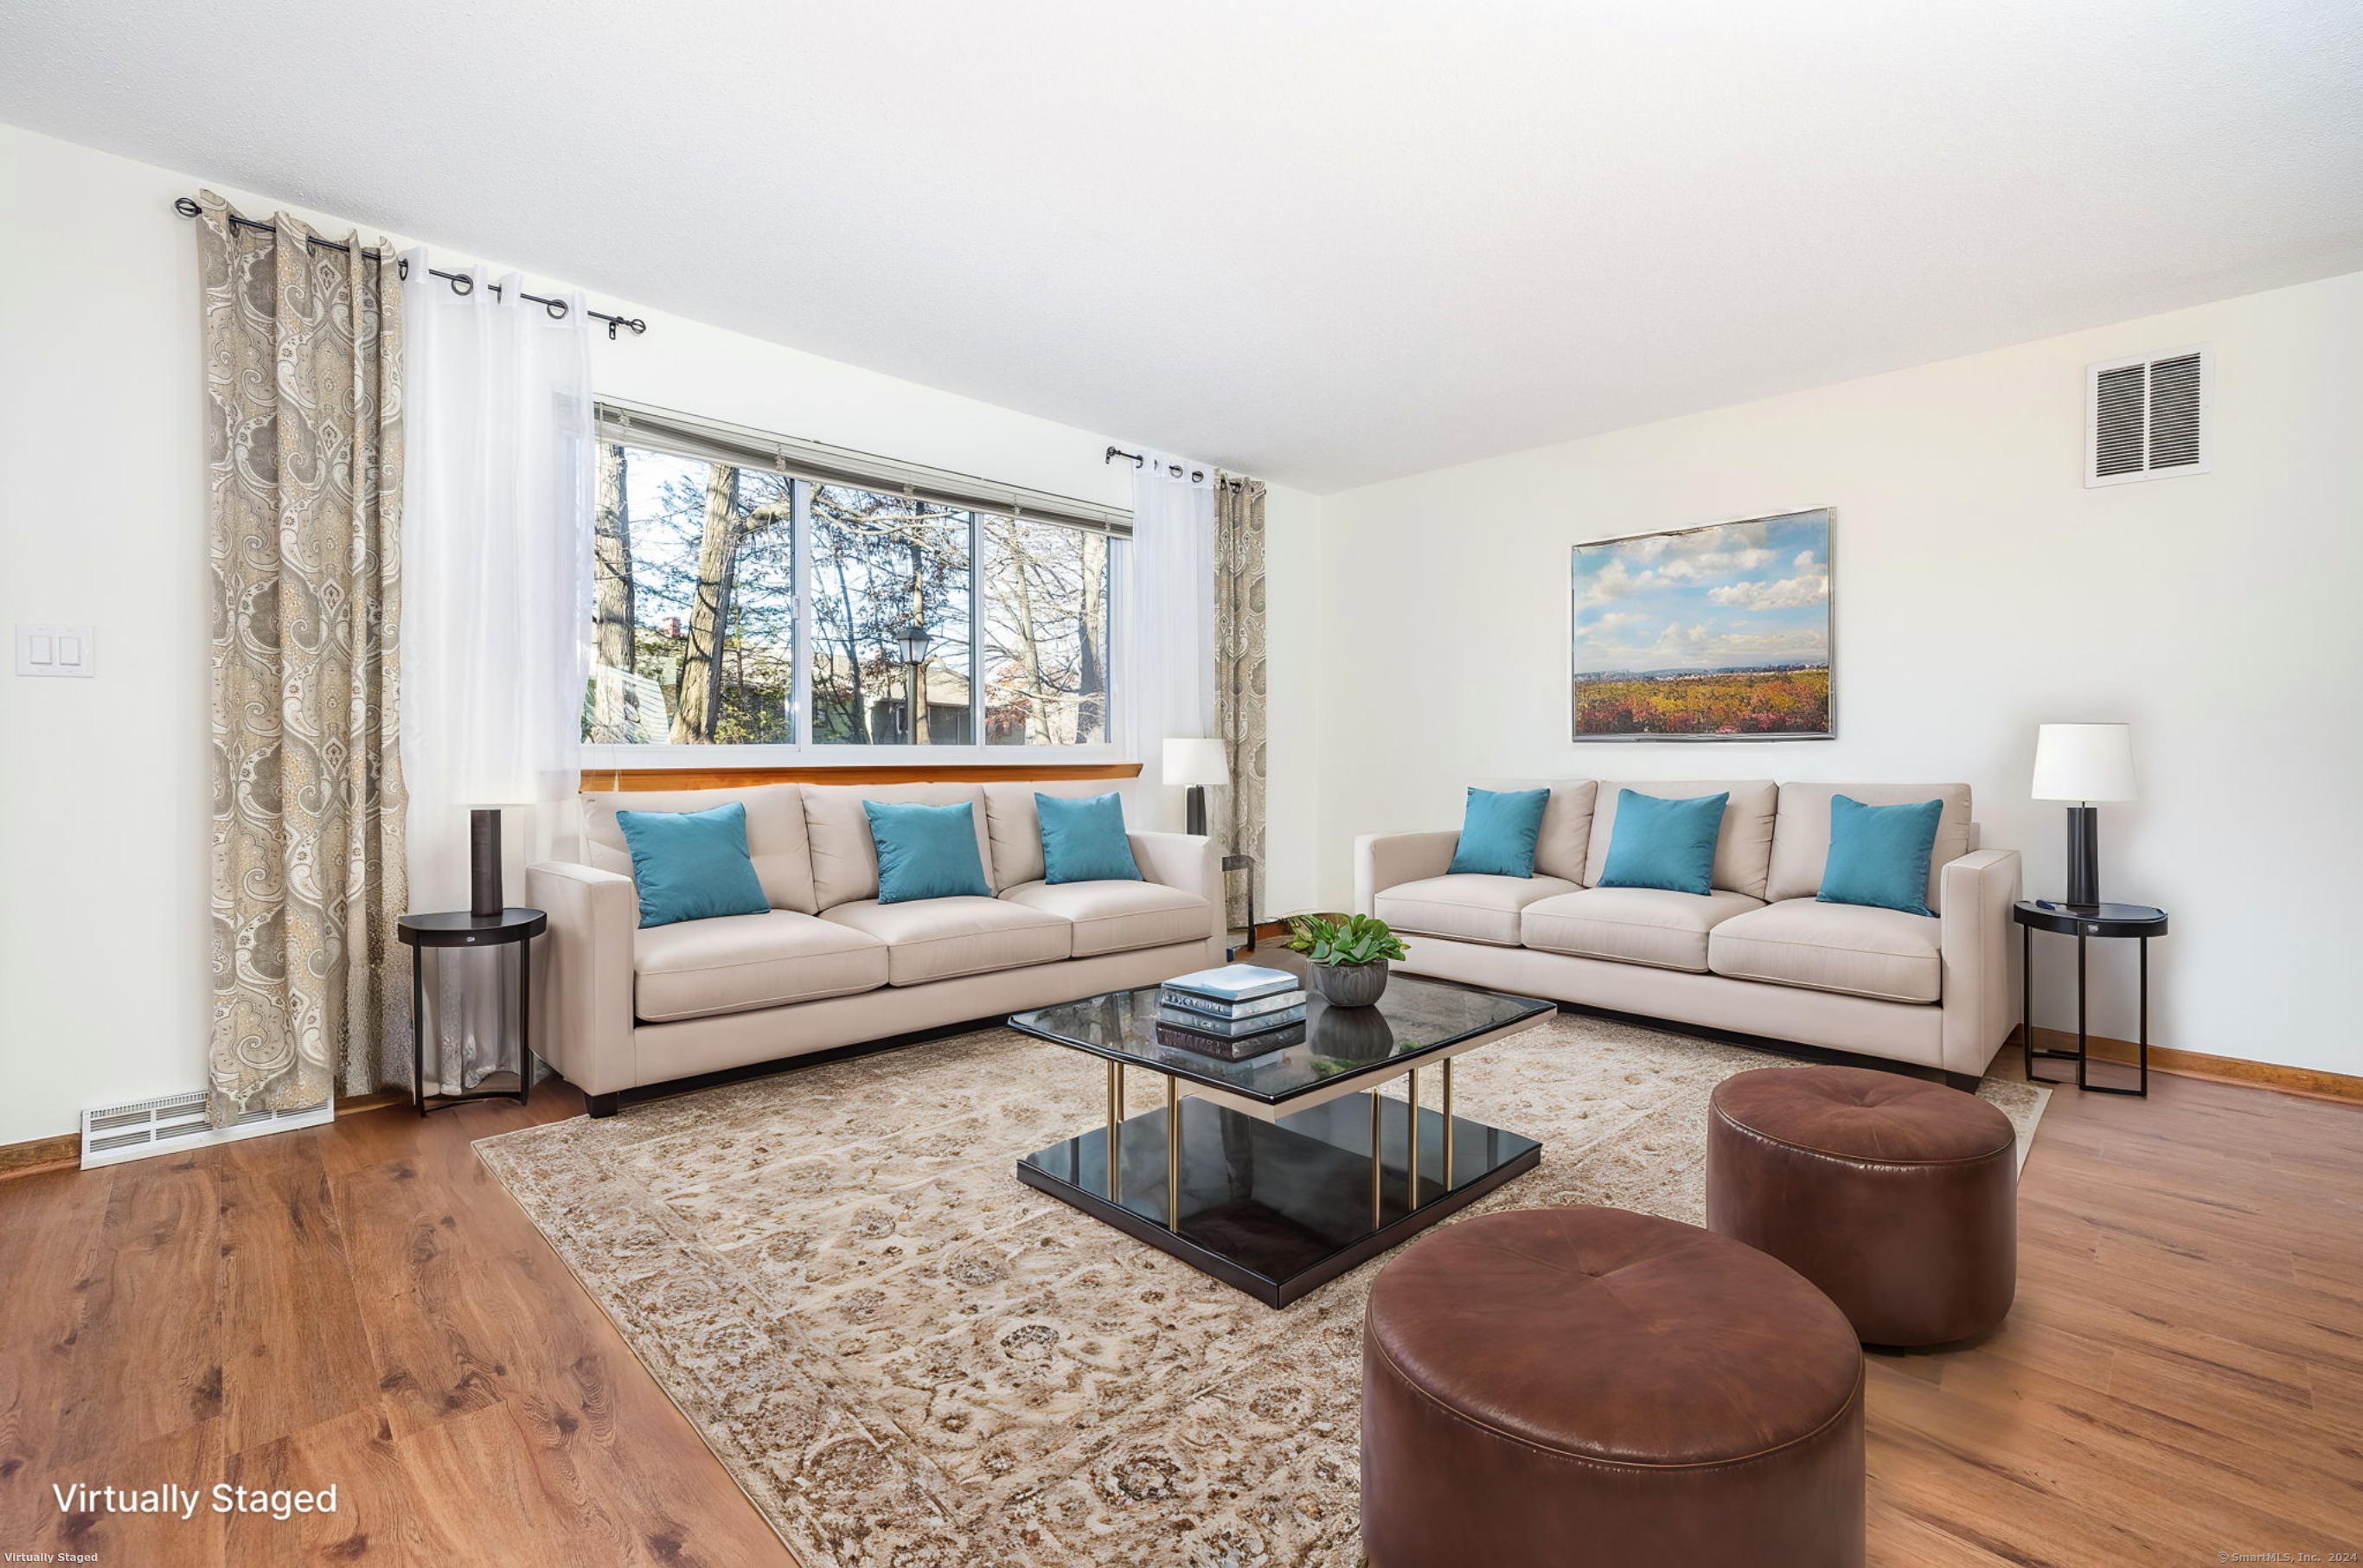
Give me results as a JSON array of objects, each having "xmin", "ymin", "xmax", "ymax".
[{"xmin": 585, "ymin": 406, "xmax": 1123, "ymax": 754}]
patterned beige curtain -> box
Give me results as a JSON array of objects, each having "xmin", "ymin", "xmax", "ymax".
[
  {"xmin": 1214, "ymin": 474, "xmax": 1268, "ymax": 931},
  {"xmin": 197, "ymin": 192, "xmax": 409, "ymax": 1124}
]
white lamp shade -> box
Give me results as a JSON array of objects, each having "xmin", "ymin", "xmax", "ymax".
[
  {"xmin": 1162, "ymin": 736, "xmax": 1230, "ymax": 788},
  {"xmin": 2032, "ymin": 723, "xmax": 2137, "ymax": 803}
]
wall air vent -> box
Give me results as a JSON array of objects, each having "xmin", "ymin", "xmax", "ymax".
[
  {"xmin": 2086, "ymin": 346, "xmax": 2211, "ymax": 487},
  {"xmin": 79, "ymin": 1090, "xmax": 332, "ymax": 1168}
]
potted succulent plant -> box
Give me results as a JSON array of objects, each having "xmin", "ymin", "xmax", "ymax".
[{"xmin": 1284, "ymin": 912, "xmax": 1410, "ymax": 1008}]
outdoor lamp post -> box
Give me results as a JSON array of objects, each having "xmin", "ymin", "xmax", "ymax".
[{"xmin": 894, "ymin": 621, "xmax": 932, "ymax": 742}]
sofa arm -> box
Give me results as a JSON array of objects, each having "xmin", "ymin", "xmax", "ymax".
[
  {"xmin": 527, "ymin": 861, "xmax": 637, "ymax": 1098},
  {"xmin": 1940, "ymin": 848, "xmax": 2021, "ymax": 1078},
  {"xmin": 1129, "ymin": 831, "xmax": 1224, "ymax": 940},
  {"xmin": 1354, "ymin": 831, "xmax": 1459, "ymax": 915}
]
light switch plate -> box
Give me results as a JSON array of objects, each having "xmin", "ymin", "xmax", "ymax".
[{"xmin": 16, "ymin": 623, "xmax": 96, "ymax": 677}]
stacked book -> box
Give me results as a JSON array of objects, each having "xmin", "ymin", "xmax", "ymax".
[{"xmin": 1155, "ymin": 964, "xmax": 1309, "ymax": 1059}]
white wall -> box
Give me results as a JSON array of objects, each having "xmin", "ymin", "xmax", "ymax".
[
  {"xmin": 1312, "ymin": 269, "xmax": 2363, "ymax": 1073},
  {"xmin": 0, "ymin": 123, "xmax": 1319, "ymax": 1144}
]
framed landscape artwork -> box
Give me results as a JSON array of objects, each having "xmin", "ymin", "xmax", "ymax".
[{"xmin": 1570, "ymin": 508, "xmax": 1834, "ymax": 739}]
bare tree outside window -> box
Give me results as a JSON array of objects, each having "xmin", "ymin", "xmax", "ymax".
[
  {"xmin": 980, "ymin": 517, "xmax": 1111, "ymax": 745},
  {"xmin": 807, "ymin": 486, "xmax": 972, "ymax": 746},
  {"xmin": 583, "ymin": 444, "xmax": 794, "ymax": 745},
  {"xmin": 590, "ymin": 442, "xmax": 638, "ymax": 739},
  {"xmin": 584, "ymin": 438, "xmax": 1114, "ymax": 751}
]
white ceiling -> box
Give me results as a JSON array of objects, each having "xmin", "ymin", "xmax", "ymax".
[{"xmin": 4, "ymin": 1, "xmax": 2360, "ymax": 492}]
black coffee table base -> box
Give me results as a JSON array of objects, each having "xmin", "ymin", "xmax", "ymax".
[{"xmin": 1016, "ymin": 1091, "xmax": 1541, "ymax": 1308}]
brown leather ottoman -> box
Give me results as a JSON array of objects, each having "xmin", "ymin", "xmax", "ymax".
[
  {"xmin": 1707, "ymin": 1065, "xmax": 2017, "ymax": 1347},
  {"xmin": 1361, "ymin": 1207, "xmax": 1865, "ymax": 1568}
]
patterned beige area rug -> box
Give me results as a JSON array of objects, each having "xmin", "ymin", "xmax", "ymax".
[{"xmin": 475, "ymin": 1013, "xmax": 2046, "ymax": 1568}]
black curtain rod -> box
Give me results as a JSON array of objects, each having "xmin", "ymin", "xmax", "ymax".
[
  {"xmin": 1105, "ymin": 445, "xmax": 1207, "ymax": 483},
  {"xmin": 173, "ymin": 196, "xmax": 648, "ymax": 340}
]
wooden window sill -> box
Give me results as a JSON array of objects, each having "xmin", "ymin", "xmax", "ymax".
[{"xmin": 580, "ymin": 761, "xmax": 1143, "ymax": 791}]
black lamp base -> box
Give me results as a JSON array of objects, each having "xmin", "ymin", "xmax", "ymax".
[
  {"xmin": 470, "ymin": 808, "xmax": 504, "ymax": 918},
  {"xmin": 1184, "ymin": 784, "xmax": 1209, "ymax": 838},
  {"xmin": 2065, "ymin": 803, "xmax": 2099, "ymax": 908}
]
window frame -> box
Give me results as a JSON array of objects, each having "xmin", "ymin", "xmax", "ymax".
[{"xmin": 582, "ymin": 402, "xmax": 1130, "ymax": 771}]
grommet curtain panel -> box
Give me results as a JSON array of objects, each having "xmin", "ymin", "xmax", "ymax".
[
  {"xmin": 196, "ymin": 192, "xmax": 409, "ymax": 1124},
  {"xmin": 1124, "ymin": 451, "xmax": 1218, "ymax": 786},
  {"xmin": 1214, "ymin": 474, "xmax": 1268, "ymax": 930},
  {"xmin": 398, "ymin": 255, "xmax": 595, "ymax": 1099},
  {"xmin": 397, "ymin": 253, "xmax": 595, "ymax": 909}
]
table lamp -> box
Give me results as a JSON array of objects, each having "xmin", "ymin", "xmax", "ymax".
[
  {"xmin": 2031, "ymin": 723, "xmax": 2136, "ymax": 908},
  {"xmin": 1162, "ymin": 738, "xmax": 1229, "ymax": 837}
]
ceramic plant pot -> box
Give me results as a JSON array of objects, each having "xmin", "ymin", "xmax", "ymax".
[{"xmin": 1313, "ymin": 959, "xmax": 1390, "ymax": 1008}]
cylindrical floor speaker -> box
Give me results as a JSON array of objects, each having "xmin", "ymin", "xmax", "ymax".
[{"xmin": 471, "ymin": 808, "xmax": 503, "ymax": 918}]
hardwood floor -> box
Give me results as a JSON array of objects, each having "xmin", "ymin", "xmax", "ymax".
[
  {"xmin": 1, "ymin": 1056, "xmax": 2356, "ymax": 1566},
  {"xmin": 0, "ymin": 1084, "xmax": 795, "ymax": 1567},
  {"xmin": 1868, "ymin": 1063, "xmax": 2363, "ymax": 1565}
]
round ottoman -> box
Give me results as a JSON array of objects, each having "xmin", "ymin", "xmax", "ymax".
[
  {"xmin": 1361, "ymin": 1207, "xmax": 1864, "ymax": 1568},
  {"xmin": 1707, "ymin": 1065, "xmax": 2017, "ymax": 1347}
]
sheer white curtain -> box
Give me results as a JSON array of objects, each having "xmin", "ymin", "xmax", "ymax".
[
  {"xmin": 400, "ymin": 259, "xmax": 595, "ymax": 903},
  {"xmin": 1124, "ymin": 452, "xmax": 1217, "ymax": 825},
  {"xmin": 400, "ymin": 259, "xmax": 593, "ymax": 1087}
]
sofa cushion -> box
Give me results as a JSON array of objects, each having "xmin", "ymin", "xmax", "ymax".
[
  {"xmin": 1474, "ymin": 779, "xmax": 1598, "ymax": 882},
  {"xmin": 1447, "ymin": 786, "xmax": 1552, "ymax": 877},
  {"xmin": 1707, "ymin": 898, "xmax": 1942, "ymax": 1004},
  {"xmin": 615, "ymin": 801, "xmax": 773, "ymax": 928},
  {"xmin": 822, "ymin": 895, "xmax": 1071, "ymax": 986},
  {"xmin": 583, "ymin": 784, "xmax": 817, "ymax": 914},
  {"xmin": 1765, "ymin": 782, "xmax": 1972, "ymax": 913},
  {"xmin": 802, "ymin": 782, "xmax": 993, "ymax": 910},
  {"xmin": 633, "ymin": 910, "xmax": 888, "ymax": 1022},
  {"xmin": 865, "ymin": 800, "xmax": 994, "ymax": 903},
  {"xmin": 1375, "ymin": 874, "xmax": 1582, "ymax": 947},
  {"xmin": 1035, "ymin": 792, "xmax": 1144, "ymax": 885},
  {"xmin": 1583, "ymin": 780, "xmax": 1777, "ymax": 899},
  {"xmin": 1519, "ymin": 886, "xmax": 1764, "ymax": 972},
  {"xmin": 1819, "ymin": 794, "xmax": 1944, "ymax": 916},
  {"xmin": 1000, "ymin": 879, "xmax": 1212, "ymax": 957},
  {"xmin": 982, "ymin": 780, "xmax": 1124, "ymax": 891},
  {"xmin": 1594, "ymin": 789, "xmax": 1728, "ymax": 895}
]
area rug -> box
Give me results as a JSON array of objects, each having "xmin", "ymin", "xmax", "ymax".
[{"xmin": 475, "ymin": 1013, "xmax": 2046, "ymax": 1568}]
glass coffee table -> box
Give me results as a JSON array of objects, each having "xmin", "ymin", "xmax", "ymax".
[{"xmin": 1009, "ymin": 973, "xmax": 1552, "ymax": 1307}]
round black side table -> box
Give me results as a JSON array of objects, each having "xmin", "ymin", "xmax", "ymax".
[
  {"xmin": 397, "ymin": 908, "xmax": 547, "ymax": 1115},
  {"xmin": 2014, "ymin": 899, "xmax": 2168, "ymax": 1097}
]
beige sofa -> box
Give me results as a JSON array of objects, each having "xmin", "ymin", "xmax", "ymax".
[
  {"xmin": 528, "ymin": 779, "xmax": 1225, "ymax": 1115},
  {"xmin": 1355, "ymin": 780, "xmax": 2020, "ymax": 1085}
]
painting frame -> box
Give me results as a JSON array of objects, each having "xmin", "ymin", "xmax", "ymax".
[{"xmin": 1569, "ymin": 507, "xmax": 1835, "ymax": 742}]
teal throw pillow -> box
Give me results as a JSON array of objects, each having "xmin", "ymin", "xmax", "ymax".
[
  {"xmin": 864, "ymin": 800, "xmax": 992, "ymax": 904},
  {"xmin": 1596, "ymin": 790, "xmax": 1728, "ymax": 896},
  {"xmin": 615, "ymin": 802, "xmax": 771, "ymax": 929},
  {"xmin": 1037, "ymin": 792, "xmax": 1142, "ymax": 884},
  {"xmin": 1448, "ymin": 786, "xmax": 1552, "ymax": 878},
  {"xmin": 1818, "ymin": 795, "xmax": 1944, "ymax": 917}
]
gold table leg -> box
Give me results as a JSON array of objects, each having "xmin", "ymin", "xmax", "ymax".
[
  {"xmin": 1407, "ymin": 1067, "xmax": 1420, "ymax": 1209},
  {"xmin": 1368, "ymin": 1087, "xmax": 1383, "ymax": 1228},
  {"xmin": 1442, "ymin": 1057, "xmax": 1456, "ymax": 1193},
  {"xmin": 1105, "ymin": 1059, "xmax": 1123, "ymax": 1203},
  {"xmin": 1165, "ymin": 1073, "xmax": 1182, "ymax": 1232}
]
